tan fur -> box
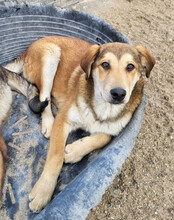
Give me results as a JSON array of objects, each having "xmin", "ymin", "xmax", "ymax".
[
  {"xmin": 5, "ymin": 36, "xmax": 155, "ymax": 212},
  {"xmin": 136, "ymin": 46, "xmax": 155, "ymax": 78}
]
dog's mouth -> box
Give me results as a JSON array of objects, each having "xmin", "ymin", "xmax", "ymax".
[
  {"xmin": 113, "ymin": 100, "xmax": 124, "ymax": 105},
  {"xmin": 108, "ymin": 99, "xmax": 125, "ymax": 105}
]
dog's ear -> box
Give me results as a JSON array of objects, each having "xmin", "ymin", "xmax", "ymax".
[
  {"xmin": 80, "ymin": 44, "xmax": 100, "ymax": 80},
  {"xmin": 136, "ymin": 46, "xmax": 155, "ymax": 78}
]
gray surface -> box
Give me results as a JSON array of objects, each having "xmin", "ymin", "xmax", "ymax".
[
  {"xmin": 0, "ymin": 5, "xmax": 145, "ymax": 220},
  {"xmin": 0, "ymin": 0, "xmax": 83, "ymax": 8},
  {"xmin": 0, "ymin": 5, "xmax": 129, "ymax": 65}
]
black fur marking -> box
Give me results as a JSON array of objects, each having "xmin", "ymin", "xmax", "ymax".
[
  {"xmin": 0, "ymin": 65, "xmax": 8, "ymax": 83},
  {"xmin": 28, "ymin": 95, "xmax": 48, "ymax": 114}
]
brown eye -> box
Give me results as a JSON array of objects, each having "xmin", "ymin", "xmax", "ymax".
[
  {"xmin": 126, "ymin": 63, "xmax": 135, "ymax": 72},
  {"xmin": 101, "ymin": 62, "xmax": 110, "ymax": 70}
]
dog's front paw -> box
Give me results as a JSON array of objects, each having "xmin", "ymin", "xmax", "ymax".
[
  {"xmin": 41, "ymin": 115, "xmax": 54, "ymax": 138},
  {"xmin": 29, "ymin": 177, "xmax": 55, "ymax": 213},
  {"xmin": 64, "ymin": 141, "xmax": 84, "ymax": 163}
]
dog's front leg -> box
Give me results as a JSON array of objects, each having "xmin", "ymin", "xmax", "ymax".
[
  {"xmin": 65, "ymin": 133, "xmax": 111, "ymax": 163},
  {"xmin": 29, "ymin": 112, "xmax": 70, "ymax": 213}
]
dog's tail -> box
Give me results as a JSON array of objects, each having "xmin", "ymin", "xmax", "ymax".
[
  {"xmin": 0, "ymin": 64, "xmax": 35, "ymax": 98},
  {"xmin": 0, "ymin": 65, "xmax": 48, "ymax": 114},
  {"xmin": 0, "ymin": 129, "xmax": 7, "ymax": 200}
]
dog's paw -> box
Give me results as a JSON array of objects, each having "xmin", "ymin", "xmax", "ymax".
[
  {"xmin": 29, "ymin": 177, "xmax": 55, "ymax": 213},
  {"xmin": 41, "ymin": 115, "xmax": 54, "ymax": 138},
  {"xmin": 64, "ymin": 141, "xmax": 84, "ymax": 163}
]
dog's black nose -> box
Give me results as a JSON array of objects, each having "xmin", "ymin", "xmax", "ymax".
[{"xmin": 110, "ymin": 87, "xmax": 126, "ymax": 102}]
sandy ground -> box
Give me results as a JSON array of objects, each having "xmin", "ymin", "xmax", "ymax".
[
  {"xmin": 73, "ymin": 0, "xmax": 174, "ymax": 219},
  {"xmin": 0, "ymin": 0, "xmax": 173, "ymax": 219}
]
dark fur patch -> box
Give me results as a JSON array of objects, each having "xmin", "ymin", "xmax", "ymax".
[
  {"xmin": 0, "ymin": 65, "xmax": 8, "ymax": 83},
  {"xmin": 28, "ymin": 95, "xmax": 48, "ymax": 114}
]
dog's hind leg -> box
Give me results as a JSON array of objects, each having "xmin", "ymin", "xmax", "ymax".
[
  {"xmin": 39, "ymin": 46, "xmax": 61, "ymax": 138},
  {"xmin": 5, "ymin": 52, "xmax": 25, "ymax": 74}
]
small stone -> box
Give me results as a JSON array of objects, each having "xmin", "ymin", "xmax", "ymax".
[{"xmin": 113, "ymin": 189, "xmax": 117, "ymax": 194}]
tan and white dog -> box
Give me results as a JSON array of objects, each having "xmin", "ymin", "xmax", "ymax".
[{"xmin": 6, "ymin": 36, "xmax": 155, "ymax": 212}]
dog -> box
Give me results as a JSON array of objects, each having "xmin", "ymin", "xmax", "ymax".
[
  {"xmin": 0, "ymin": 66, "xmax": 42, "ymax": 200},
  {"xmin": 5, "ymin": 36, "xmax": 155, "ymax": 212}
]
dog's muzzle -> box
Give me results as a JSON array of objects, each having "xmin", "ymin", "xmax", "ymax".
[{"xmin": 110, "ymin": 87, "xmax": 126, "ymax": 103}]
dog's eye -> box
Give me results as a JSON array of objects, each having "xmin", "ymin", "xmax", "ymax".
[
  {"xmin": 126, "ymin": 63, "xmax": 135, "ymax": 72},
  {"xmin": 101, "ymin": 62, "xmax": 110, "ymax": 70}
]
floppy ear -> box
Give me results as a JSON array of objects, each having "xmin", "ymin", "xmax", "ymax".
[
  {"xmin": 80, "ymin": 44, "xmax": 100, "ymax": 80},
  {"xmin": 136, "ymin": 46, "xmax": 155, "ymax": 78}
]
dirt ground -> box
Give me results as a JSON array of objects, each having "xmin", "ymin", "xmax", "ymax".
[
  {"xmin": 73, "ymin": 0, "xmax": 174, "ymax": 219},
  {"xmin": 0, "ymin": 0, "xmax": 173, "ymax": 219}
]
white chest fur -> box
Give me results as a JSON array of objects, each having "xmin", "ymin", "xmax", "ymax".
[{"xmin": 68, "ymin": 97, "xmax": 131, "ymax": 136}]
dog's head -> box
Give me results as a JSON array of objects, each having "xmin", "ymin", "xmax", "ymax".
[{"xmin": 80, "ymin": 42, "xmax": 155, "ymax": 104}]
